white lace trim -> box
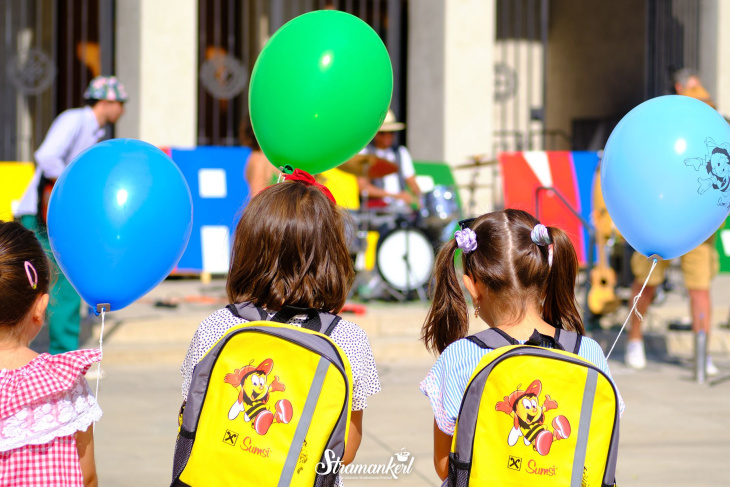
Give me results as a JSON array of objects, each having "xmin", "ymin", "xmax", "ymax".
[{"xmin": 0, "ymin": 374, "xmax": 102, "ymax": 452}]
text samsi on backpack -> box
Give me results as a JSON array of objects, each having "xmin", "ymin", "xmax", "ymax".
[
  {"xmin": 449, "ymin": 328, "xmax": 619, "ymax": 487},
  {"xmin": 171, "ymin": 303, "xmax": 353, "ymax": 487}
]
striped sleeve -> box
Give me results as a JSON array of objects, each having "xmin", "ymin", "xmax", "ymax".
[{"xmin": 419, "ymin": 339, "xmax": 488, "ymax": 435}]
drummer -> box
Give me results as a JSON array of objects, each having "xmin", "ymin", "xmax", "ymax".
[{"xmin": 356, "ymin": 109, "xmax": 422, "ymax": 211}]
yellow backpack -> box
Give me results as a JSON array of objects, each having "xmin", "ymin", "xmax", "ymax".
[
  {"xmin": 449, "ymin": 328, "xmax": 619, "ymax": 487},
  {"xmin": 171, "ymin": 303, "xmax": 353, "ymax": 487}
]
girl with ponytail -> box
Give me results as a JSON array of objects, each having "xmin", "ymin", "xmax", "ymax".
[{"xmin": 419, "ymin": 209, "xmax": 624, "ymax": 481}]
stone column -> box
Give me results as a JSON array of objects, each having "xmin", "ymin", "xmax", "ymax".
[
  {"xmin": 115, "ymin": 0, "xmax": 198, "ymax": 147},
  {"xmin": 699, "ymin": 0, "xmax": 730, "ymax": 116},
  {"xmin": 408, "ymin": 0, "xmax": 496, "ymax": 212}
]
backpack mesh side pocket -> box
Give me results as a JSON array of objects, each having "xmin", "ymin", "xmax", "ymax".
[
  {"xmin": 314, "ymin": 471, "xmax": 338, "ymax": 487},
  {"xmin": 171, "ymin": 432, "xmax": 194, "ymax": 481},
  {"xmin": 447, "ymin": 452, "xmax": 471, "ymax": 487}
]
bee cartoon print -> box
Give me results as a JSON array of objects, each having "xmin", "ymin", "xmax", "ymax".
[
  {"xmin": 684, "ymin": 137, "xmax": 730, "ymax": 208},
  {"xmin": 224, "ymin": 358, "xmax": 294, "ymax": 435},
  {"xmin": 495, "ymin": 379, "xmax": 571, "ymax": 456}
]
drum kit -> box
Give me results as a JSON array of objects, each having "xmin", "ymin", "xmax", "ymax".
[
  {"xmin": 337, "ymin": 153, "xmax": 497, "ymax": 301},
  {"xmin": 338, "ymin": 154, "xmax": 460, "ymax": 301}
]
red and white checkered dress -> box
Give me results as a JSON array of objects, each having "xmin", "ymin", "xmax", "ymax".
[{"xmin": 0, "ymin": 349, "xmax": 102, "ymax": 486}]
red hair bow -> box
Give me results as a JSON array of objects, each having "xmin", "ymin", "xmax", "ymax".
[{"xmin": 283, "ymin": 169, "xmax": 336, "ymax": 204}]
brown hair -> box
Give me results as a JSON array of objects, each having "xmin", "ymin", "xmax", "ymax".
[
  {"xmin": 226, "ymin": 180, "xmax": 354, "ymax": 313},
  {"xmin": 0, "ymin": 221, "xmax": 50, "ymax": 329},
  {"xmin": 422, "ymin": 209, "xmax": 584, "ymax": 354}
]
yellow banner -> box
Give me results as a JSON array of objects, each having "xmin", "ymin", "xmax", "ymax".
[{"xmin": 0, "ymin": 162, "xmax": 34, "ymax": 221}]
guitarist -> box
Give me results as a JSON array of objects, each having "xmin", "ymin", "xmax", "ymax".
[{"xmin": 14, "ymin": 76, "xmax": 127, "ymax": 355}]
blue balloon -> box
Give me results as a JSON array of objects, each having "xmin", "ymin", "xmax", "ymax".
[
  {"xmin": 47, "ymin": 139, "xmax": 193, "ymax": 311},
  {"xmin": 602, "ymin": 95, "xmax": 730, "ymax": 259}
]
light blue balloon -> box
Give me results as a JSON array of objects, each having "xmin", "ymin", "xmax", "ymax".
[
  {"xmin": 601, "ymin": 95, "xmax": 730, "ymax": 260},
  {"xmin": 47, "ymin": 139, "xmax": 193, "ymax": 311}
]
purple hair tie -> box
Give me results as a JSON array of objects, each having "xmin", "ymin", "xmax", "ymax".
[
  {"xmin": 455, "ymin": 228, "xmax": 478, "ymax": 253},
  {"xmin": 531, "ymin": 224, "xmax": 553, "ymax": 267},
  {"xmin": 531, "ymin": 224, "xmax": 551, "ymax": 246}
]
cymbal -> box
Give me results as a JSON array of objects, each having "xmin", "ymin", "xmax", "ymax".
[
  {"xmin": 339, "ymin": 154, "xmax": 399, "ymax": 178},
  {"xmin": 339, "ymin": 154, "xmax": 373, "ymax": 174},
  {"xmin": 453, "ymin": 158, "xmax": 498, "ymax": 170}
]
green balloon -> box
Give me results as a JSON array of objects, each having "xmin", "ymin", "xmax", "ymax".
[{"xmin": 249, "ymin": 10, "xmax": 393, "ymax": 174}]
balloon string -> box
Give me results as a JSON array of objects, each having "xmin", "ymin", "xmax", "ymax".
[
  {"xmin": 93, "ymin": 307, "xmax": 106, "ymax": 433},
  {"xmin": 606, "ymin": 258, "xmax": 658, "ymax": 360}
]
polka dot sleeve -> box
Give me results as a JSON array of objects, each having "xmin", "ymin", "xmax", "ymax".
[
  {"xmin": 330, "ymin": 321, "xmax": 381, "ymax": 411},
  {"xmin": 180, "ymin": 308, "xmax": 381, "ymax": 411}
]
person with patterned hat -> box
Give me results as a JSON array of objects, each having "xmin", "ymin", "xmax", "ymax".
[{"xmin": 14, "ymin": 75, "xmax": 128, "ymax": 356}]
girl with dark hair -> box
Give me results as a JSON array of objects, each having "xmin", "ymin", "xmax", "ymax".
[
  {"xmin": 0, "ymin": 221, "xmax": 101, "ymax": 486},
  {"xmin": 418, "ymin": 209, "xmax": 624, "ymax": 481},
  {"xmin": 180, "ymin": 171, "xmax": 380, "ymax": 479}
]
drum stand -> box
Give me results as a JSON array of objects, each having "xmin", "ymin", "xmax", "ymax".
[
  {"xmin": 352, "ymin": 161, "xmax": 391, "ymax": 301},
  {"xmin": 353, "ymin": 191, "xmax": 427, "ymax": 303}
]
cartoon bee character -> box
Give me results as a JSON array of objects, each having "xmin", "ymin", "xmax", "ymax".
[
  {"xmin": 224, "ymin": 358, "xmax": 293, "ymax": 435},
  {"xmin": 684, "ymin": 137, "xmax": 730, "ymax": 207},
  {"xmin": 495, "ymin": 379, "xmax": 571, "ymax": 456}
]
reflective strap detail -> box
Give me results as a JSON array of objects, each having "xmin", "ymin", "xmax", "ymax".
[
  {"xmin": 278, "ymin": 357, "xmax": 330, "ymax": 486},
  {"xmin": 571, "ymin": 368, "xmax": 597, "ymax": 487}
]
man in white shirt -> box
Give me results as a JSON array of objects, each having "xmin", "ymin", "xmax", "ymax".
[
  {"xmin": 15, "ymin": 75, "xmax": 127, "ymax": 354},
  {"xmin": 356, "ymin": 110, "xmax": 422, "ymax": 210}
]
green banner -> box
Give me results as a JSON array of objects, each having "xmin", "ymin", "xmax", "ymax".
[{"xmin": 716, "ymin": 218, "xmax": 730, "ymax": 273}]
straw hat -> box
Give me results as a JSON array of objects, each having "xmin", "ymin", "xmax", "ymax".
[{"xmin": 379, "ymin": 109, "xmax": 405, "ymax": 132}]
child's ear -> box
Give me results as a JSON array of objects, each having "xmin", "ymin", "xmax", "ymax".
[
  {"xmin": 32, "ymin": 294, "xmax": 49, "ymax": 325},
  {"xmin": 462, "ymin": 274, "xmax": 481, "ymax": 303}
]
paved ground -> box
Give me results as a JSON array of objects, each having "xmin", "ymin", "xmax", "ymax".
[{"xmin": 35, "ymin": 274, "xmax": 730, "ymax": 486}]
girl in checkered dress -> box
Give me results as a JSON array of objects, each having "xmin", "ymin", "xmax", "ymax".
[{"xmin": 0, "ymin": 221, "xmax": 101, "ymax": 486}]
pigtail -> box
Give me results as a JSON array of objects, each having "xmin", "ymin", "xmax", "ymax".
[
  {"xmin": 421, "ymin": 239, "xmax": 469, "ymax": 354},
  {"xmin": 542, "ymin": 227, "xmax": 585, "ymax": 335}
]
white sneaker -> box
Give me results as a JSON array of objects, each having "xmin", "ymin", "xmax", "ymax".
[
  {"xmin": 706, "ymin": 357, "xmax": 719, "ymax": 377},
  {"xmin": 625, "ymin": 340, "xmax": 647, "ymax": 369}
]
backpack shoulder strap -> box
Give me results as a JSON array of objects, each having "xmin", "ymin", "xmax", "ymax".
[
  {"xmin": 269, "ymin": 305, "xmax": 342, "ymax": 337},
  {"xmin": 467, "ymin": 327, "xmax": 582, "ymax": 354},
  {"xmin": 554, "ymin": 328, "xmax": 582, "ymax": 354},
  {"xmin": 466, "ymin": 328, "xmax": 517, "ymax": 350},
  {"xmin": 226, "ymin": 302, "xmax": 268, "ymax": 321},
  {"xmin": 226, "ymin": 302, "xmax": 343, "ymax": 337}
]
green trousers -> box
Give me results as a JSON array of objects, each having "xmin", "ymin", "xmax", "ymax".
[{"xmin": 20, "ymin": 215, "xmax": 81, "ymax": 354}]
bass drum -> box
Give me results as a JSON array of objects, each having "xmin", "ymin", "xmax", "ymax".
[{"xmin": 376, "ymin": 226, "xmax": 435, "ymax": 292}]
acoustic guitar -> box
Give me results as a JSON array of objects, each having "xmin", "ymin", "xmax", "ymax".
[
  {"xmin": 588, "ymin": 234, "xmax": 620, "ymax": 315},
  {"xmin": 588, "ymin": 168, "xmax": 620, "ymax": 315}
]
